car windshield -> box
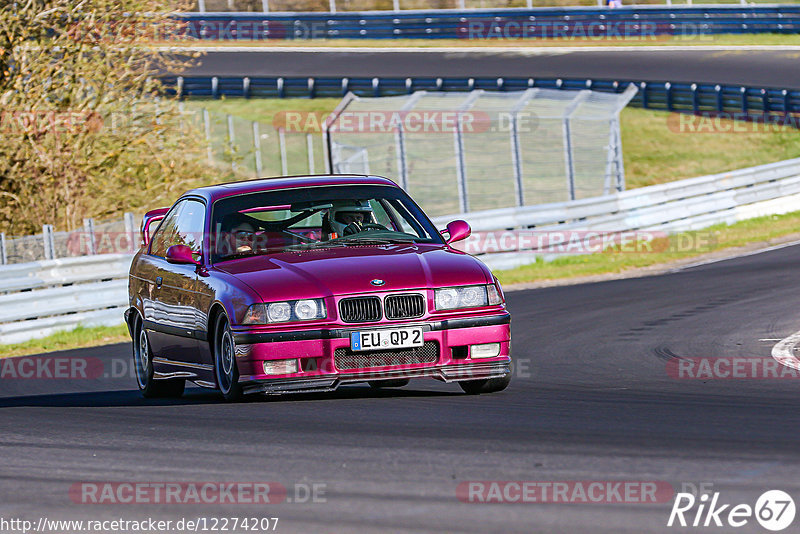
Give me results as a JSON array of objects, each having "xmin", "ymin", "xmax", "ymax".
[{"xmin": 210, "ymin": 184, "xmax": 445, "ymax": 263}]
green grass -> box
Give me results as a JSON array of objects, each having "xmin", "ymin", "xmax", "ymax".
[
  {"xmin": 495, "ymin": 210, "xmax": 800, "ymax": 285},
  {"xmin": 180, "ymin": 33, "xmax": 800, "ymax": 48},
  {"xmin": 0, "ymin": 324, "xmax": 130, "ymax": 359}
]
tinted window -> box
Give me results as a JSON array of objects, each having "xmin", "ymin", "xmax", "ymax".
[
  {"xmin": 150, "ymin": 199, "xmax": 206, "ymax": 258},
  {"xmin": 210, "ymin": 185, "xmax": 444, "ymax": 263}
]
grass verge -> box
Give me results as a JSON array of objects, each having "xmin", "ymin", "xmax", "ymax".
[
  {"xmin": 0, "ymin": 324, "xmax": 130, "ymax": 359},
  {"xmin": 495, "ymin": 210, "xmax": 800, "ymax": 285}
]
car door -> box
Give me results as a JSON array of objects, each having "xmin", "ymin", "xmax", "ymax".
[{"xmin": 144, "ymin": 198, "xmax": 206, "ymax": 365}]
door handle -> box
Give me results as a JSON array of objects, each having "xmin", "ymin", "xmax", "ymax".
[{"xmin": 155, "ymin": 276, "xmax": 163, "ymax": 288}]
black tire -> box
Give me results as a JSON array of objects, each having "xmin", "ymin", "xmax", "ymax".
[
  {"xmin": 458, "ymin": 373, "xmax": 511, "ymax": 395},
  {"xmin": 368, "ymin": 378, "xmax": 410, "ymax": 389},
  {"xmin": 213, "ymin": 314, "xmax": 243, "ymax": 402},
  {"xmin": 132, "ymin": 316, "xmax": 185, "ymax": 398}
]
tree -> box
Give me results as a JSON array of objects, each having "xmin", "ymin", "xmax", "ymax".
[{"xmin": 0, "ymin": 0, "xmax": 219, "ymax": 234}]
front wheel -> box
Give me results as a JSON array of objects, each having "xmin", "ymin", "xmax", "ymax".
[
  {"xmin": 458, "ymin": 373, "xmax": 511, "ymax": 395},
  {"xmin": 132, "ymin": 316, "xmax": 185, "ymax": 398},
  {"xmin": 214, "ymin": 314, "xmax": 243, "ymax": 402}
]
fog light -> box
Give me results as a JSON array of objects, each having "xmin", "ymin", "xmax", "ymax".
[
  {"xmin": 470, "ymin": 343, "xmax": 501, "ymax": 359},
  {"xmin": 263, "ymin": 359, "xmax": 299, "ymax": 375}
]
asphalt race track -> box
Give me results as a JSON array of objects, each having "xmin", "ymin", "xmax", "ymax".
[
  {"xmin": 181, "ymin": 48, "xmax": 800, "ymax": 89},
  {"xmin": 2, "ymin": 243, "xmax": 800, "ymax": 533}
]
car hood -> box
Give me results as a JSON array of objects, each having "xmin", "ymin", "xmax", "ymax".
[{"xmin": 214, "ymin": 244, "xmax": 491, "ymax": 302}]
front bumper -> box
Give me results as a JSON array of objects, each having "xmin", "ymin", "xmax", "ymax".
[{"xmin": 232, "ymin": 313, "xmax": 511, "ymax": 395}]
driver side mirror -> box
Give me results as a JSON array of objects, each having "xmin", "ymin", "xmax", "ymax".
[
  {"xmin": 443, "ymin": 220, "xmax": 471, "ymax": 245},
  {"xmin": 166, "ymin": 244, "xmax": 201, "ymax": 266}
]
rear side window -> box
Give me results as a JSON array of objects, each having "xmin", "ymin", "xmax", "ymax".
[{"xmin": 150, "ymin": 199, "xmax": 206, "ymax": 258}]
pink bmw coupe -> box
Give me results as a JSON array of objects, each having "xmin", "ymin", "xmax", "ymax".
[{"xmin": 125, "ymin": 175, "xmax": 511, "ymax": 401}]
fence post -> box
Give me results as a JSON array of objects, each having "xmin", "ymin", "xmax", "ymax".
[
  {"xmin": 0, "ymin": 232, "xmax": 6, "ymax": 265},
  {"xmin": 716, "ymin": 85, "xmax": 723, "ymax": 113},
  {"xmin": 42, "ymin": 224, "xmax": 55, "ymax": 260},
  {"xmin": 211, "ymin": 76, "xmax": 219, "ymax": 99},
  {"xmin": 509, "ymin": 88, "xmax": 538, "ymax": 207},
  {"xmin": 198, "ymin": 0, "xmax": 206, "ymax": 12},
  {"xmin": 227, "ymin": 114, "xmax": 236, "ymax": 172},
  {"xmin": 262, "ymin": 0, "xmax": 270, "ymax": 12},
  {"xmin": 453, "ymin": 91, "xmax": 482, "ymax": 213},
  {"xmin": 307, "ymin": 133, "xmax": 315, "ymax": 174},
  {"xmin": 394, "ymin": 123, "xmax": 408, "ymax": 190},
  {"xmin": 393, "ymin": 0, "xmax": 400, "ymax": 10},
  {"xmin": 279, "ymin": 128, "xmax": 288, "ymax": 175},
  {"xmin": 691, "ymin": 83, "xmax": 699, "ymax": 114},
  {"xmin": 741, "ymin": 86, "xmax": 749, "ymax": 115},
  {"xmin": 252, "ymin": 121, "xmax": 263, "ymax": 177},
  {"xmin": 124, "ymin": 212, "xmax": 136, "ymax": 252},
  {"xmin": 562, "ymin": 90, "xmax": 590, "ymax": 202},
  {"xmin": 329, "ymin": 0, "xmax": 336, "ymax": 13},
  {"xmin": 203, "ymin": 108, "xmax": 213, "ymax": 164},
  {"xmin": 243, "ymin": 77, "xmax": 250, "ymax": 98},
  {"xmin": 83, "ymin": 218, "xmax": 97, "ymax": 255},
  {"xmin": 458, "ymin": 0, "xmax": 465, "ymax": 8},
  {"xmin": 177, "ymin": 76, "xmax": 184, "ymax": 100}
]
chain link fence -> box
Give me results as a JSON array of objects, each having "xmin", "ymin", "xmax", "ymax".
[{"xmin": 326, "ymin": 86, "xmax": 637, "ymax": 218}]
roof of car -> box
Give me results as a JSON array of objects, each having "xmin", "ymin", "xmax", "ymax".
[{"xmin": 183, "ymin": 175, "xmax": 399, "ymax": 203}]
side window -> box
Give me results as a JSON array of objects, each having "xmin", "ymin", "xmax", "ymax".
[{"xmin": 149, "ymin": 200, "xmax": 206, "ymax": 258}]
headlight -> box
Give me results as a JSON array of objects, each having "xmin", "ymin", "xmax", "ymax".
[
  {"xmin": 243, "ymin": 299, "xmax": 326, "ymax": 325},
  {"xmin": 434, "ymin": 285, "xmax": 502, "ymax": 311}
]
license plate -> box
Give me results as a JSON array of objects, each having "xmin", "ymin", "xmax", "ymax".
[{"xmin": 350, "ymin": 327, "xmax": 424, "ymax": 351}]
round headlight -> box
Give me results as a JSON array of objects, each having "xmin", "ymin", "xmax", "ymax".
[
  {"xmin": 460, "ymin": 286, "xmax": 484, "ymax": 307},
  {"xmin": 267, "ymin": 302, "xmax": 292, "ymax": 323},
  {"xmin": 436, "ymin": 288, "xmax": 459, "ymax": 310},
  {"xmin": 294, "ymin": 299, "xmax": 319, "ymax": 320}
]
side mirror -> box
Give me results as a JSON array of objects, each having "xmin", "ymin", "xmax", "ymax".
[
  {"xmin": 443, "ymin": 220, "xmax": 471, "ymax": 245},
  {"xmin": 166, "ymin": 244, "xmax": 200, "ymax": 265}
]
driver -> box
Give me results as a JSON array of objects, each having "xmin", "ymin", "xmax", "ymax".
[{"xmin": 324, "ymin": 200, "xmax": 376, "ymax": 238}]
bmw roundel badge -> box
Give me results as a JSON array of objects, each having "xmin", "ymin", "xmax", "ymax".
[{"xmin": 370, "ymin": 279, "xmax": 385, "ymax": 286}]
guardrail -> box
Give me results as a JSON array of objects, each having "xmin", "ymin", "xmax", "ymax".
[
  {"xmin": 432, "ymin": 157, "xmax": 800, "ymax": 269},
  {"xmin": 0, "ymin": 255, "xmax": 133, "ymax": 345},
  {"xmin": 178, "ymin": 6, "xmax": 800, "ymax": 38},
  {"xmin": 166, "ymin": 76, "xmax": 800, "ymax": 122}
]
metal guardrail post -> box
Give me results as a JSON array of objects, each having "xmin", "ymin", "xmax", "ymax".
[
  {"xmin": 561, "ymin": 90, "xmax": 590, "ymax": 202},
  {"xmin": 243, "ymin": 77, "xmax": 250, "ymax": 98},
  {"xmin": 262, "ymin": 0, "xmax": 270, "ymax": 12},
  {"xmin": 197, "ymin": 0, "xmax": 206, "ymax": 12},
  {"xmin": 253, "ymin": 121, "xmax": 263, "ymax": 177},
  {"xmin": 279, "ymin": 128, "xmax": 288, "ymax": 175},
  {"xmin": 715, "ymin": 85, "xmax": 723, "ymax": 113},
  {"xmin": 211, "ymin": 76, "xmax": 219, "ymax": 99},
  {"xmin": 123, "ymin": 212, "xmax": 136, "ymax": 252},
  {"xmin": 393, "ymin": 0, "xmax": 399, "ymax": 10},
  {"xmin": 509, "ymin": 88, "xmax": 538, "ymax": 207},
  {"xmin": 42, "ymin": 225, "xmax": 55, "ymax": 260},
  {"xmin": 177, "ymin": 76, "xmax": 184, "ymax": 100},
  {"xmin": 83, "ymin": 218, "xmax": 97, "ymax": 255},
  {"xmin": 227, "ymin": 114, "xmax": 236, "ymax": 171},
  {"xmin": 203, "ymin": 108, "xmax": 213, "ymax": 164},
  {"xmin": 307, "ymin": 133, "xmax": 315, "ymax": 174},
  {"xmin": 329, "ymin": 0, "xmax": 336, "ymax": 13},
  {"xmin": 0, "ymin": 233, "xmax": 6, "ymax": 265},
  {"xmin": 454, "ymin": 91, "xmax": 482, "ymax": 213}
]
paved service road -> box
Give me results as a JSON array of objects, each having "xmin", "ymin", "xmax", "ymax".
[
  {"xmin": 2, "ymin": 244, "xmax": 800, "ymax": 533},
  {"xmin": 180, "ymin": 48, "xmax": 800, "ymax": 89}
]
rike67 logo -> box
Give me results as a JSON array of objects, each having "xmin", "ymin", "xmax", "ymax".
[{"xmin": 668, "ymin": 490, "xmax": 795, "ymax": 531}]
